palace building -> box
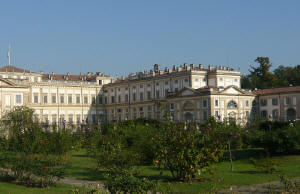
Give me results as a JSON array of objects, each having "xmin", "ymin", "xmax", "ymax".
[{"xmin": 0, "ymin": 64, "xmax": 298, "ymax": 125}]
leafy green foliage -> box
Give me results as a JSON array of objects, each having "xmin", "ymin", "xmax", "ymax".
[
  {"xmin": 154, "ymin": 118, "xmax": 225, "ymax": 182},
  {"xmin": 250, "ymin": 157, "xmax": 277, "ymax": 173}
]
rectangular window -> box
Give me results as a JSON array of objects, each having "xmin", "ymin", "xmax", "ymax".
[
  {"xmin": 16, "ymin": 95, "xmax": 22, "ymax": 104},
  {"xmin": 68, "ymin": 95, "xmax": 72, "ymax": 104},
  {"xmin": 99, "ymin": 96, "xmax": 103, "ymax": 104},
  {"xmin": 76, "ymin": 95, "xmax": 80, "ymax": 104},
  {"xmin": 104, "ymin": 97, "xmax": 107, "ymax": 104},
  {"xmin": 170, "ymin": 103, "xmax": 174, "ymax": 110},
  {"xmin": 215, "ymin": 110, "xmax": 219, "ymax": 117},
  {"xmin": 92, "ymin": 96, "xmax": 96, "ymax": 104},
  {"xmin": 165, "ymin": 89, "xmax": 169, "ymax": 97},
  {"xmin": 203, "ymin": 110, "xmax": 207, "ymax": 120},
  {"xmin": 246, "ymin": 100, "xmax": 249, "ymax": 107},
  {"xmin": 260, "ymin": 99, "xmax": 267, "ymax": 106},
  {"xmin": 215, "ymin": 99, "xmax": 218, "ymax": 107},
  {"xmin": 34, "ymin": 94, "xmax": 39, "ymax": 103},
  {"xmin": 156, "ymin": 90, "xmax": 160, "ymax": 99},
  {"xmin": 285, "ymin": 97, "xmax": 290, "ymax": 105},
  {"xmin": 272, "ymin": 98, "xmax": 278, "ymax": 106},
  {"xmin": 111, "ymin": 96, "xmax": 115, "ymax": 103},
  {"xmin": 60, "ymin": 95, "xmax": 64, "ymax": 104},
  {"xmin": 68, "ymin": 115, "xmax": 73, "ymax": 124},
  {"xmin": 246, "ymin": 111, "xmax": 250, "ymax": 119},
  {"xmin": 52, "ymin": 95, "xmax": 56, "ymax": 103},
  {"xmin": 52, "ymin": 115, "xmax": 57, "ymax": 124},
  {"xmin": 84, "ymin": 96, "xmax": 88, "ymax": 104},
  {"xmin": 203, "ymin": 99, "xmax": 207, "ymax": 108},
  {"xmin": 175, "ymin": 88, "xmax": 178, "ymax": 92},
  {"xmin": 261, "ymin": 110, "xmax": 268, "ymax": 118},
  {"xmin": 43, "ymin": 95, "xmax": 48, "ymax": 104},
  {"xmin": 147, "ymin": 91, "xmax": 151, "ymax": 100},
  {"xmin": 125, "ymin": 94, "xmax": 128, "ymax": 102},
  {"xmin": 118, "ymin": 95, "xmax": 121, "ymax": 103},
  {"xmin": 76, "ymin": 115, "xmax": 81, "ymax": 123},
  {"xmin": 133, "ymin": 93, "xmax": 136, "ymax": 101},
  {"xmin": 140, "ymin": 92, "xmax": 144, "ymax": 101}
]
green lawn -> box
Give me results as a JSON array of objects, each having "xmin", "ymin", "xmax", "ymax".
[{"xmin": 1, "ymin": 149, "xmax": 300, "ymax": 193}]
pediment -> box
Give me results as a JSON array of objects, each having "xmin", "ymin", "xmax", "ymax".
[
  {"xmin": 0, "ymin": 78, "xmax": 16, "ymax": 87},
  {"xmin": 220, "ymin": 86, "xmax": 244, "ymax": 95},
  {"xmin": 181, "ymin": 89, "xmax": 195, "ymax": 96}
]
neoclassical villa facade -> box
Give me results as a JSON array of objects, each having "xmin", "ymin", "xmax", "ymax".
[{"xmin": 0, "ymin": 64, "xmax": 298, "ymax": 125}]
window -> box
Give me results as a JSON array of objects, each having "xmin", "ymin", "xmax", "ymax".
[
  {"xmin": 98, "ymin": 80, "xmax": 102, "ymax": 85},
  {"xmin": 165, "ymin": 81, "xmax": 168, "ymax": 85},
  {"xmin": 175, "ymin": 88, "xmax": 178, "ymax": 92},
  {"xmin": 43, "ymin": 95, "xmax": 48, "ymax": 104},
  {"xmin": 125, "ymin": 94, "xmax": 128, "ymax": 102},
  {"xmin": 234, "ymin": 79, "xmax": 238, "ymax": 82},
  {"xmin": 76, "ymin": 96, "xmax": 80, "ymax": 104},
  {"xmin": 140, "ymin": 92, "xmax": 144, "ymax": 101},
  {"xmin": 34, "ymin": 77, "xmax": 38, "ymax": 82},
  {"xmin": 165, "ymin": 89, "xmax": 169, "ymax": 97},
  {"xmin": 139, "ymin": 107, "xmax": 143, "ymax": 112},
  {"xmin": 285, "ymin": 97, "xmax": 290, "ymax": 105},
  {"xmin": 68, "ymin": 95, "xmax": 72, "ymax": 104},
  {"xmin": 215, "ymin": 99, "xmax": 219, "ymax": 107},
  {"xmin": 147, "ymin": 91, "xmax": 151, "ymax": 100},
  {"xmin": 99, "ymin": 96, "xmax": 103, "ymax": 104},
  {"xmin": 76, "ymin": 115, "xmax": 81, "ymax": 123},
  {"xmin": 184, "ymin": 78, "xmax": 189, "ymax": 83},
  {"xmin": 60, "ymin": 95, "xmax": 64, "ymax": 103},
  {"xmin": 203, "ymin": 99, "xmax": 207, "ymax": 108},
  {"xmin": 140, "ymin": 84, "xmax": 143, "ymax": 88},
  {"xmin": 68, "ymin": 115, "xmax": 73, "ymax": 124},
  {"xmin": 52, "ymin": 115, "xmax": 57, "ymax": 124},
  {"xmin": 246, "ymin": 100, "xmax": 249, "ymax": 107},
  {"xmin": 203, "ymin": 78, "xmax": 206, "ymax": 82},
  {"xmin": 260, "ymin": 110, "xmax": 268, "ymax": 118},
  {"xmin": 118, "ymin": 109, "xmax": 122, "ymax": 113},
  {"xmin": 215, "ymin": 111, "xmax": 219, "ymax": 117},
  {"xmin": 260, "ymin": 99, "xmax": 267, "ymax": 106},
  {"xmin": 84, "ymin": 96, "xmax": 88, "ymax": 104},
  {"xmin": 111, "ymin": 96, "xmax": 115, "ymax": 103},
  {"xmin": 16, "ymin": 95, "xmax": 22, "ymax": 104},
  {"xmin": 174, "ymin": 80, "xmax": 178, "ymax": 84},
  {"xmin": 92, "ymin": 96, "xmax": 96, "ymax": 104},
  {"xmin": 148, "ymin": 106, "xmax": 152, "ymax": 111},
  {"xmin": 228, "ymin": 101, "xmax": 237, "ymax": 109},
  {"xmin": 104, "ymin": 97, "xmax": 107, "ymax": 104},
  {"xmin": 219, "ymin": 78, "xmax": 223, "ymax": 82},
  {"xmin": 52, "ymin": 95, "xmax": 56, "ymax": 103},
  {"xmin": 272, "ymin": 109, "xmax": 279, "ymax": 119},
  {"xmin": 272, "ymin": 98, "xmax": 278, "ymax": 106},
  {"xmin": 34, "ymin": 94, "xmax": 39, "ymax": 103},
  {"xmin": 156, "ymin": 90, "xmax": 160, "ymax": 99},
  {"xmin": 133, "ymin": 86, "xmax": 136, "ymax": 89},
  {"xmin": 125, "ymin": 87, "xmax": 128, "ymax": 91},
  {"xmin": 246, "ymin": 111, "xmax": 250, "ymax": 119},
  {"xmin": 118, "ymin": 95, "xmax": 121, "ymax": 103},
  {"xmin": 156, "ymin": 83, "xmax": 159, "ymax": 86},
  {"xmin": 203, "ymin": 110, "xmax": 207, "ymax": 120},
  {"xmin": 170, "ymin": 103, "xmax": 174, "ymax": 110},
  {"xmin": 195, "ymin": 78, "xmax": 199, "ymax": 82},
  {"xmin": 133, "ymin": 93, "xmax": 136, "ymax": 101}
]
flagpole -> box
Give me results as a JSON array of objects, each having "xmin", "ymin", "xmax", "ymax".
[{"xmin": 8, "ymin": 44, "xmax": 11, "ymax": 67}]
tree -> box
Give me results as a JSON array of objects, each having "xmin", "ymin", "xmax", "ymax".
[{"xmin": 242, "ymin": 57, "xmax": 277, "ymax": 89}]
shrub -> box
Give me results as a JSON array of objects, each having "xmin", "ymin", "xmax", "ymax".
[
  {"xmin": 250, "ymin": 156, "xmax": 277, "ymax": 173},
  {"xmin": 154, "ymin": 119, "xmax": 224, "ymax": 182}
]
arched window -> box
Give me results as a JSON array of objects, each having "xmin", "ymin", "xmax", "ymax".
[{"xmin": 227, "ymin": 101, "xmax": 237, "ymax": 109}]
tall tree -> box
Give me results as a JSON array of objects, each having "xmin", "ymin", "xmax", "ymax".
[{"xmin": 241, "ymin": 57, "xmax": 277, "ymax": 89}]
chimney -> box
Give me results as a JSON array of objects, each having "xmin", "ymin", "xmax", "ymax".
[
  {"xmin": 190, "ymin": 64, "xmax": 195, "ymax": 69},
  {"xmin": 199, "ymin": 64, "xmax": 203, "ymax": 69}
]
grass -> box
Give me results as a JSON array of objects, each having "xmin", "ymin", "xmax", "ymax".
[
  {"xmin": 1, "ymin": 149, "xmax": 300, "ymax": 193},
  {"xmin": 0, "ymin": 182, "xmax": 71, "ymax": 194}
]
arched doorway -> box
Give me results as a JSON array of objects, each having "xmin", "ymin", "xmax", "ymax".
[
  {"xmin": 184, "ymin": 112, "xmax": 194, "ymax": 122},
  {"xmin": 183, "ymin": 101, "xmax": 194, "ymax": 122},
  {"xmin": 286, "ymin": 108, "xmax": 296, "ymax": 121}
]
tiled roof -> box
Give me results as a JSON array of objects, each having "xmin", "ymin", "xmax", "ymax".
[
  {"xmin": 253, "ymin": 86, "xmax": 300, "ymax": 95},
  {"xmin": 0, "ymin": 65, "xmax": 32, "ymax": 73}
]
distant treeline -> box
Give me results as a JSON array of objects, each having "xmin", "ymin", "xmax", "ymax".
[{"xmin": 241, "ymin": 57, "xmax": 300, "ymax": 90}]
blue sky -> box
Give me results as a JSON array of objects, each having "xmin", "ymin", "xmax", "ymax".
[{"xmin": 0, "ymin": 0, "xmax": 299, "ymax": 76}]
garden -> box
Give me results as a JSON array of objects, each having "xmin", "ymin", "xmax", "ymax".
[{"xmin": 0, "ymin": 106, "xmax": 300, "ymax": 193}]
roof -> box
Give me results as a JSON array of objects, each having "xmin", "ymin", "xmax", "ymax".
[
  {"xmin": 253, "ymin": 86, "xmax": 300, "ymax": 95},
  {"xmin": 42, "ymin": 73, "xmax": 98, "ymax": 82},
  {"xmin": 0, "ymin": 65, "xmax": 32, "ymax": 73}
]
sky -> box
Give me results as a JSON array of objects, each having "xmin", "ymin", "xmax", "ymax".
[{"xmin": 0, "ymin": 0, "xmax": 299, "ymax": 77}]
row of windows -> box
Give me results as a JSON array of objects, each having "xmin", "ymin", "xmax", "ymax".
[
  {"xmin": 38, "ymin": 114, "xmax": 98, "ymax": 124},
  {"xmin": 33, "ymin": 94, "xmax": 96, "ymax": 104},
  {"xmin": 260, "ymin": 97, "xmax": 296, "ymax": 107},
  {"xmin": 214, "ymin": 100, "xmax": 250, "ymax": 108}
]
